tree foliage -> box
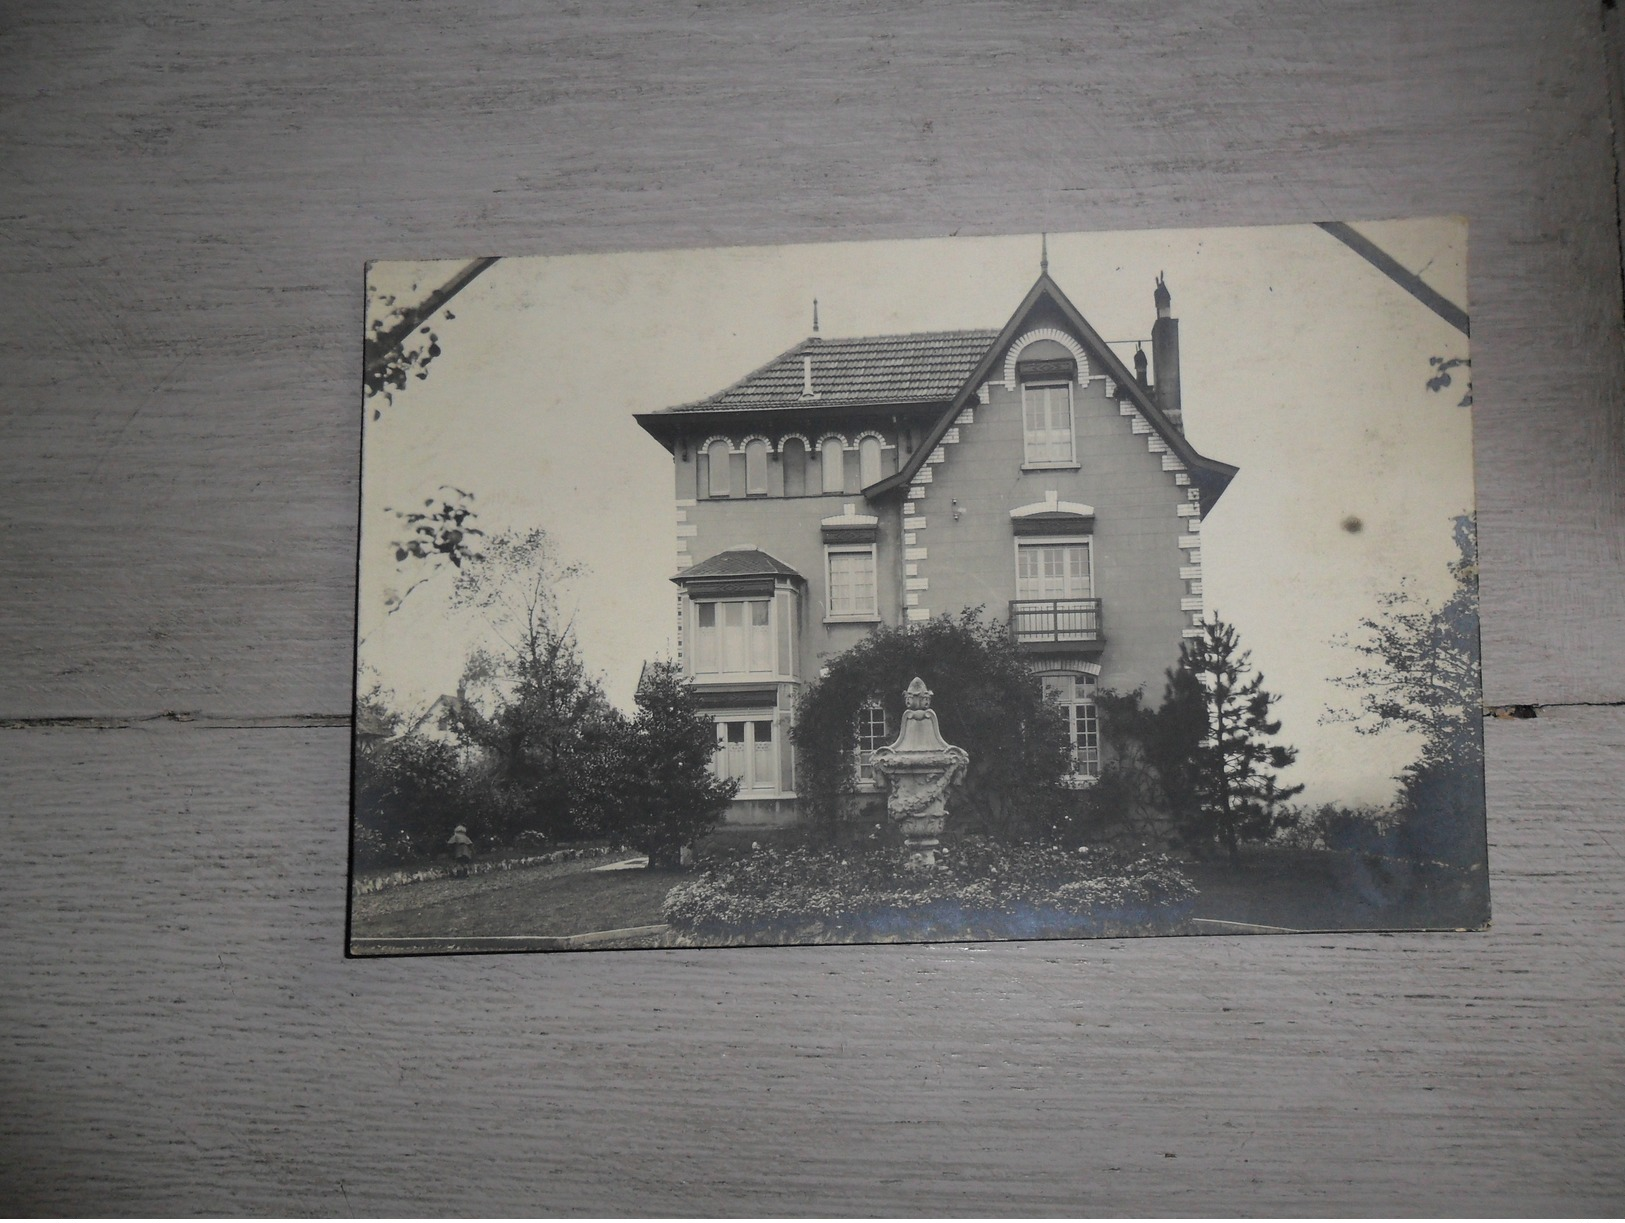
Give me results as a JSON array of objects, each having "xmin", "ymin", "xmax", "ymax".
[
  {"xmin": 1170, "ymin": 615, "xmax": 1304, "ymax": 863},
  {"xmin": 607, "ymin": 661, "xmax": 737, "ymax": 868},
  {"xmin": 1426, "ymin": 355, "xmax": 1473, "ymax": 408},
  {"xmin": 1327, "ymin": 514, "xmax": 1484, "ymax": 864},
  {"xmin": 364, "ymin": 285, "xmax": 446, "ymax": 415},
  {"xmin": 445, "ymin": 528, "xmax": 617, "ymax": 842},
  {"xmin": 1056, "ymin": 673, "xmax": 1210, "ymax": 851},
  {"xmin": 379, "ymin": 485, "xmax": 486, "ymax": 618},
  {"xmin": 792, "ymin": 610, "xmax": 1071, "ymax": 844}
]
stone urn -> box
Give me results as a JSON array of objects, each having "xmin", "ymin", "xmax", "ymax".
[{"xmin": 870, "ymin": 678, "xmax": 970, "ymax": 870}]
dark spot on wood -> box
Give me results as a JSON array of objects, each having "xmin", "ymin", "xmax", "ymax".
[
  {"xmin": 1487, "ymin": 704, "xmax": 1539, "ymax": 719},
  {"xmin": 1341, "ymin": 515, "xmax": 1363, "ymax": 533}
]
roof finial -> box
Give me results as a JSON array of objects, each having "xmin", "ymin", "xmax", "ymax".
[
  {"xmin": 1040, "ymin": 232, "xmax": 1049, "ymax": 274},
  {"xmin": 812, "ymin": 298, "xmax": 820, "ymax": 335}
]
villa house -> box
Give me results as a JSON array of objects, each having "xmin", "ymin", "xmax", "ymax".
[{"xmin": 633, "ymin": 256, "xmax": 1238, "ymax": 827}]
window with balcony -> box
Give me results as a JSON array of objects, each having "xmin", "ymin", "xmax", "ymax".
[
  {"xmin": 692, "ymin": 598, "xmax": 774, "ymax": 675},
  {"xmin": 1012, "ymin": 538, "xmax": 1100, "ymax": 645},
  {"xmin": 826, "ymin": 545, "xmax": 878, "ymax": 620},
  {"xmin": 1022, "ymin": 382, "xmax": 1075, "ymax": 466}
]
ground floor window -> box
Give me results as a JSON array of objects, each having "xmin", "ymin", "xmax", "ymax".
[
  {"xmin": 1040, "ymin": 672, "xmax": 1100, "ymax": 778},
  {"xmin": 855, "ymin": 700, "xmax": 889, "ymax": 785},
  {"xmin": 713, "ymin": 717, "xmax": 779, "ymax": 793}
]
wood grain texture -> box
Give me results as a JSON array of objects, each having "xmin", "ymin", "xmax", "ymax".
[
  {"xmin": 1, "ymin": 710, "xmax": 1622, "ymax": 1215},
  {"xmin": 0, "ymin": 0, "xmax": 1621, "ymax": 718},
  {"xmin": 2, "ymin": 0, "xmax": 1624, "ymax": 1214}
]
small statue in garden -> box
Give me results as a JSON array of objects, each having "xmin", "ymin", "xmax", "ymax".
[
  {"xmin": 871, "ymin": 678, "xmax": 970, "ymax": 870},
  {"xmin": 446, "ymin": 824, "xmax": 474, "ymax": 878}
]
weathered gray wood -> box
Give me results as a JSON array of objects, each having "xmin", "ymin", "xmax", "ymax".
[
  {"xmin": 0, "ymin": 0, "xmax": 1621, "ymax": 718},
  {"xmin": 0, "ymin": 709, "xmax": 1621, "ymax": 1215},
  {"xmin": 3, "ymin": 0, "xmax": 1625, "ymax": 1214}
]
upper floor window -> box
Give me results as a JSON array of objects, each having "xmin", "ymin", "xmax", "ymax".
[
  {"xmin": 858, "ymin": 436, "xmax": 883, "ymax": 487},
  {"xmin": 1016, "ymin": 539, "xmax": 1092, "ymax": 600},
  {"xmin": 745, "ymin": 439, "xmax": 769, "ymax": 495},
  {"xmin": 1023, "ymin": 383, "xmax": 1075, "ymax": 466},
  {"xmin": 706, "ymin": 440, "xmax": 732, "ymax": 497},
  {"xmin": 826, "ymin": 545, "xmax": 877, "ymax": 619},
  {"xmin": 781, "ymin": 437, "xmax": 808, "ymax": 496},
  {"xmin": 820, "ymin": 438, "xmax": 845, "ymax": 493},
  {"xmin": 693, "ymin": 598, "xmax": 773, "ymax": 675}
]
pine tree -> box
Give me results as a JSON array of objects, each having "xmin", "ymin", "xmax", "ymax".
[
  {"xmin": 1174, "ymin": 616, "xmax": 1303, "ymax": 864},
  {"xmin": 609, "ymin": 660, "xmax": 738, "ymax": 869}
]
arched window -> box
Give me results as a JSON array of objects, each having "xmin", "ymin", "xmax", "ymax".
[
  {"xmin": 745, "ymin": 439, "xmax": 769, "ymax": 495},
  {"xmin": 781, "ymin": 437, "xmax": 807, "ymax": 497},
  {"xmin": 820, "ymin": 437, "xmax": 845, "ymax": 494},
  {"xmin": 858, "ymin": 436, "xmax": 883, "ymax": 486},
  {"xmin": 1040, "ymin": 672, "xmax": 1099, "ymax": 778},
  {"xmin": 707, "ymin": 440, "xmax": 731, "ymax": 498}
]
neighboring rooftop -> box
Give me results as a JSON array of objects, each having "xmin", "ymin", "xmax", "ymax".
[
  {"xmin": 673, "ymin": 547, "xmax": 804, "ymax": 582},
  {"xmin": 658, "ymin": 330, "xmax": 1000, "ymax": 414}
]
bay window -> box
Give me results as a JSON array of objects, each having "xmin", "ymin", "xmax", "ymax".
[{"xmin": 692, "ymin": 598, "xmax": 774, "ymax": 676}]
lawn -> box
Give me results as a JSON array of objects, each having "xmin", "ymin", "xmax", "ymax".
[
  {"xmin": 1182, "ymin": 846, "xmax": 1489, "ymax": 933},
  {"xmin": 350, "ymin": 852, "xmax": 679, "ymax": 944}
]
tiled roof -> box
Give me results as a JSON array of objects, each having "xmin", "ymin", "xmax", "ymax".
[
  {"xmin": 676, "ymin": 548, "xmax": 803, "ymax": 581},
  {"xmin": 662, "ymin": 330, "xmax": 1001, "ymax": 413}
]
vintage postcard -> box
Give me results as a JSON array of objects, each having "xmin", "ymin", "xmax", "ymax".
[{"xmin": 349, "ymin": 220, "xmax": 1485, "ymax": 955}]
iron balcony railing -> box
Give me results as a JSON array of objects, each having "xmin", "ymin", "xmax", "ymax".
[{"xmin": 1010, "ymin": 598, "xmax": 1103, "ymax": 647}]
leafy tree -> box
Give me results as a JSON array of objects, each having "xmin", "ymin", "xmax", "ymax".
[
  {"xmin": 379, "ymin": 485, "xmax": 486, "ymax": 619},
  {"xmin": 1173, "ymin": 615, "xmax": 1304, "ymax": 864},
  {"xmin": 1057, "ymin": 672, "xmax": 1210, "ymax": 851},
  {"xmin": 363, "ymin": 257, "xmax": 496, "ymax": 418},
  {"xmin": 793, "ymin": 609, "xmax": 1071, "ymax": 844},
  {"xmin": 1327, "ymin": 514, "xmax": 1484, "ymax": 864},
  {"xmin": 353, "ymin": 733, "xmax": 475, "ymax": 865},
  {"xmin": 446, "ymin": 528, "xmax": 619, "ymax": 842},
  {"xmin": 607, "ymin": 661, "xmax": 738, "ymax": 869},
  {"xmin": 1426, "ymin": 355, "xmax": 1472, "ymax": 407}
]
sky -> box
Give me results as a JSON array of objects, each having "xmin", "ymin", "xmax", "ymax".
[{"xmin": 357, "ymin": 218, "xmax": 1474, "ymax": 807}]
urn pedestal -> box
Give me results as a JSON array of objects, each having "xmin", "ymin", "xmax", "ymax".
[{"xmin": 871, "ymin": 678, "xmax": 970, "ymax": 870}]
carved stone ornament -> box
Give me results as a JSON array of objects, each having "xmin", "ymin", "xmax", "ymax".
[{"xmin": 870, "ymin": 678, "xmax": 971, "ymax": 870}]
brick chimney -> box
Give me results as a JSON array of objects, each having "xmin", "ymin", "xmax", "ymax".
[{"xmin": 1151, "ymin": 274, "xmax": 1183, "ymax": 432}]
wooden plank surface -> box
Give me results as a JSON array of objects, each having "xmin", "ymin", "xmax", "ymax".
[
  {"xmin": 0, "ymin": 0, "xmax": 1621, "ymax": 718},
  {"xmin": 2, "ymin": 0, "xmax": 1623, "ymax": 1214},
  {"xmin": 1, "ymin": 710, "xmax": 1622, "ymax": 1215}
]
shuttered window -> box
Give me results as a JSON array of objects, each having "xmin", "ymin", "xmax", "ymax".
[{"xmin": 1022, "ymin": 383, "xmax": 1074, "ymax": 464}]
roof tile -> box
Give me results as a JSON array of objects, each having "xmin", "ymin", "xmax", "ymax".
[
  {"xmin": 660, "ymin": 330, "xmax": 999, "ymax": 414},
  {"xmin": 676, "ymin": 548, "xmax": 804, "ymax": 581}
]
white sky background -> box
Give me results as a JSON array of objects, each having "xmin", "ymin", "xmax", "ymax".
[{"xmin": 358, "ymin": 219, "xmax": 1473, "ymax": 808}]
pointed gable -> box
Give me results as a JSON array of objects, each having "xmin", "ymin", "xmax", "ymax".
[{"xmin": 868, "ymin": 272, "xmax": 1238, "ymax": 516}]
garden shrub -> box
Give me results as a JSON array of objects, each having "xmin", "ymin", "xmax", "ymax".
[{"xmin": 662, "ymin": 836, "xmax": 1196, "ymax": 945}]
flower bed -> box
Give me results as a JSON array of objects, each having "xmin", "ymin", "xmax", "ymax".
[{"xmin": 661, "ymin": 838, "xmax": 1196, "ymax": 946}]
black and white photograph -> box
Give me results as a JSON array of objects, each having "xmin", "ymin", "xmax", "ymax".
[{"xmin": 349, "ymin": 219, "xmax": 1485, "ymax": 955}]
